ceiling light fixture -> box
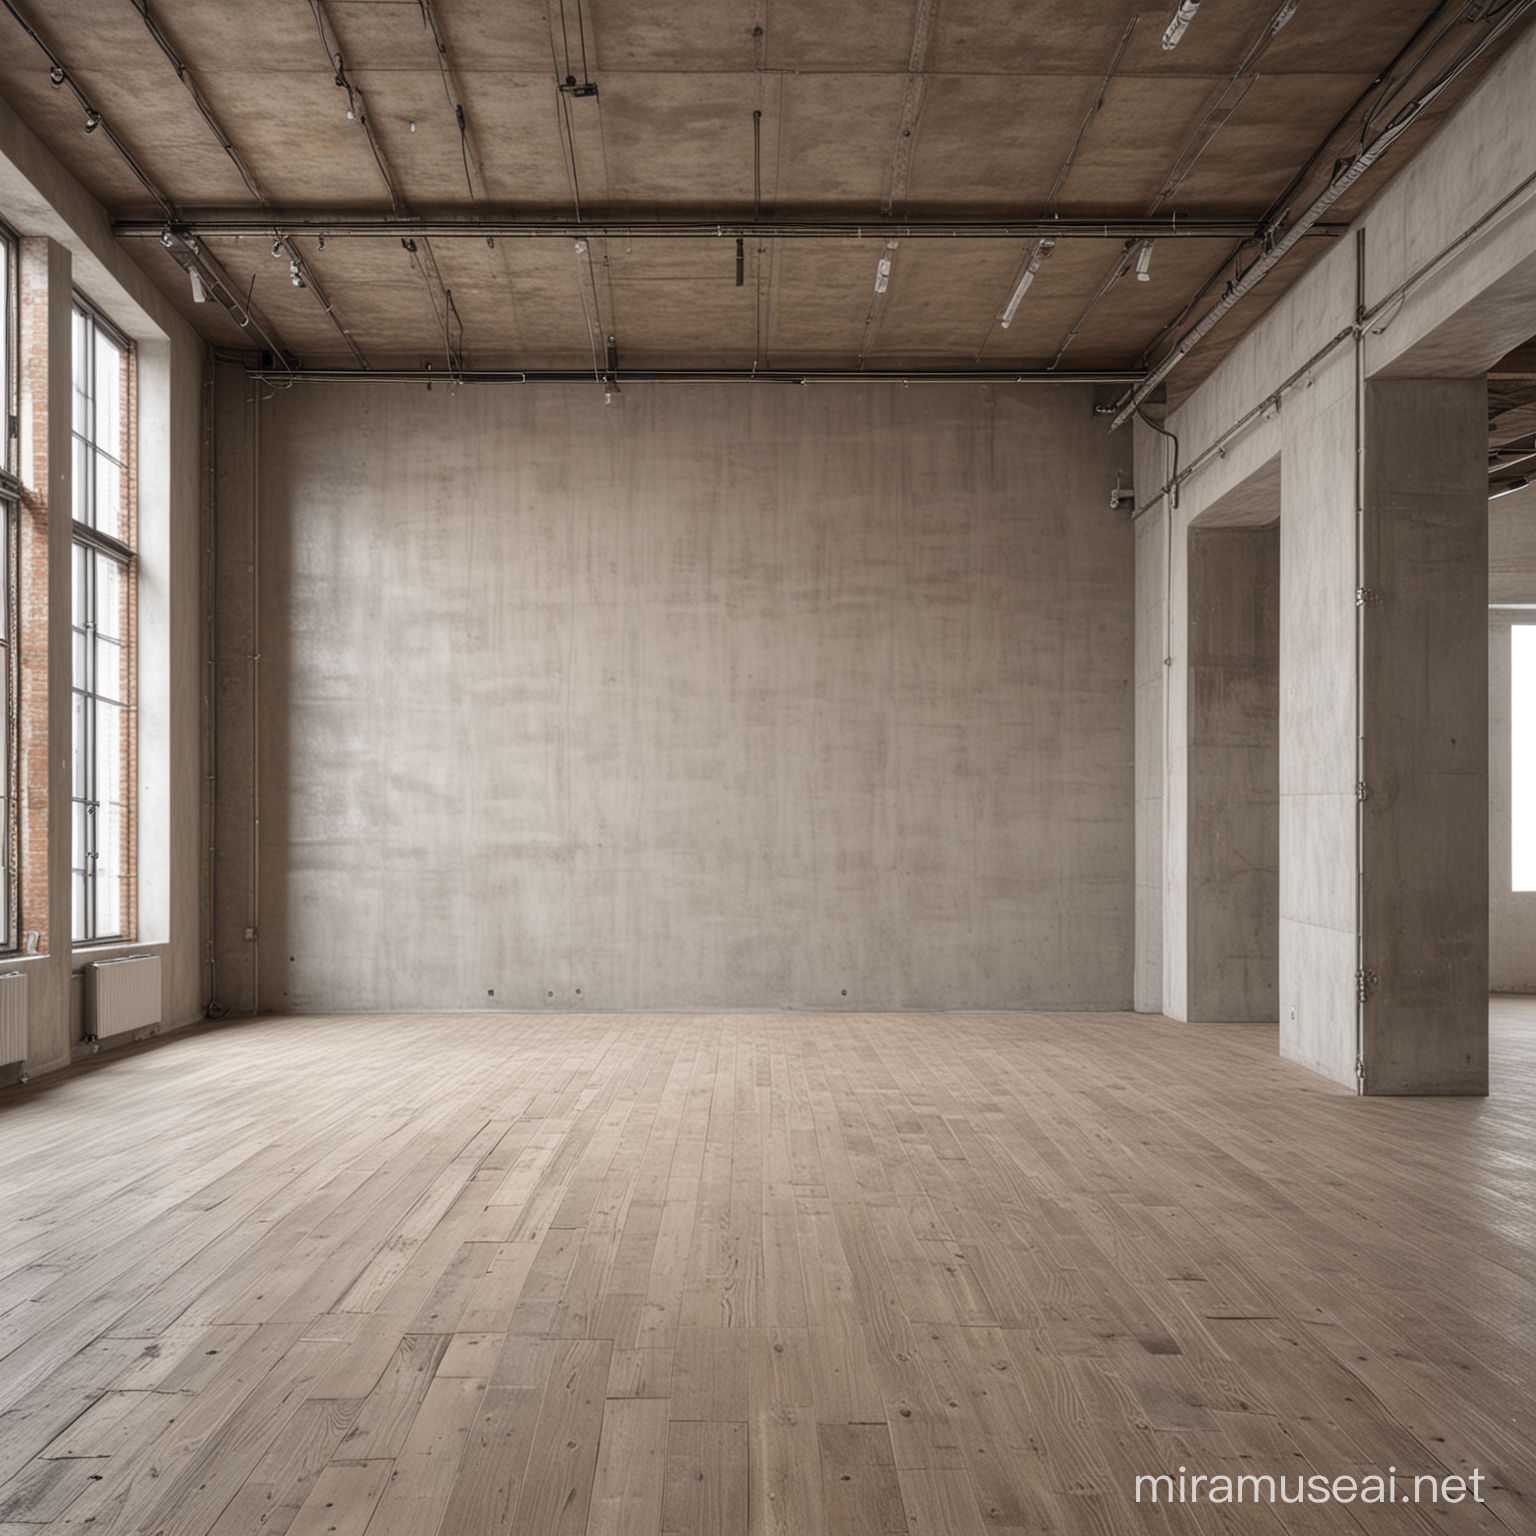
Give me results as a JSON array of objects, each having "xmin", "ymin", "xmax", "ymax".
[
  {"xmin": 189, "ymin": 268, "xmax": 207, "ymax": 303},
  {"xmin": 49, "ymin": 64, "xmax": 64, "ymax": 88},
  {"xmin": 84, "ymin": 109, "xmax": 101, "ymax": 134},
  {"xmin": 1162, "ymin": 1, "xmax": 1202, "ymax": 51},
  {"xmin": 999, "ymin": 238, "xmax": 1055, "ymax": 329},
  {"xmin": 1135, "ymin": 241, "xmax": 1155, "ymax": 282},
  {"xmin": 874, "ymin": 239, "xmax": 898, "ymax": 295}
]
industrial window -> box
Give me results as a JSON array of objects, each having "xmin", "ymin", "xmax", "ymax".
[
  {"xmin": 0, "ymin": 221, "xmax": 17, "ymax": 949},
  {"xmin": 71, "ymin": 298, "xmax": 135, "ymax": 943},
  {"xmin": 1516, "ymin": 624, "xmax": 1536, "ymax": 892}
]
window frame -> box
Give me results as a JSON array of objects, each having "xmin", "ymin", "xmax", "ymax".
[
  {"xmin": 70, "ymin": 292, "xmax": 136, "ymax": 946},
  {"xmin": 0, "ymin": 219, "xmax": 19, "ymax": 952},
  {"xmin": 1514, "ymin": 622, "xmax": 1536, "ymax": 893}
]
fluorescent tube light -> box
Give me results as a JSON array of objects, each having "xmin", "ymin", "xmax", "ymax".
[{"xmin": 1162, "ymin": 1, "xmax": 1202, "ymax": 50}]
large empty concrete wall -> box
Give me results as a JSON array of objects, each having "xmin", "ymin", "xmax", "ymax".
[{"xmin": 213, "ymin": 380, "xmax": 1134, "ymax": 1015}]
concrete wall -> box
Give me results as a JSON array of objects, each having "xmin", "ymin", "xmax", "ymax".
[
  {"xmin": 1490, "ymin": 479, "xmax": 1536, "ymax": 992},
  {"xmin": 0, "ymin": 92, "xmax": 206, "ymax": 1079},
  {"xmin": 1186, "ymin": 523, "xmax": 1279, "ymax": 1023},
  {"xmin": 212, "ymin": 380, "xmax": 1135, "ymax": 1015}
]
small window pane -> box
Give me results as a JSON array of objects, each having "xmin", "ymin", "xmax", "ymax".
[
  {"xmin": 94, "ymin": 330, "xmax": 121, "ymax": 457},
  {"xmin": 73, "ymin": 435, "xmax": 91, "ymax": 527},
  {"xmin": 72, "ymin": 308, "xmax": 89, "ymax": 438},
  {"xmin": 95, "ymin": 553, "xmax": 124, "ymax": 645},
  {"xmin": 1515, "ymin": 626, "xmax": 1536, "ymax": 892},
  {"xmin": 97, "ymin": 453, "xmax": 124, "ymax": 542},
  {"xmin": 71, "ymin": 691, "xmax": 87, "ymax": 799}
]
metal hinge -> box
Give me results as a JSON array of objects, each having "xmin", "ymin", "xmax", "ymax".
[
  {"xmin": 1355, "ymin": 587, "xmax": 1380, "ymax": 607},
  {"xmin": 1356, "ymin": 968, "xmax": 1378, "ymax": 1002}
]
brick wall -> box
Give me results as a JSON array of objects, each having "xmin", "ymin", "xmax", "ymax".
[{"xmin": 17, "ymin": 240, "xmax": 51, "ymax": 955}]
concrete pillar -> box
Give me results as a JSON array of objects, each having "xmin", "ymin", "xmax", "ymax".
[
  {"xmin": 1358, "ymin": 379, "xmax": 1488, "ymax": 1093},
  {"xmin": 1186, "ymin": 524, "xmax": 1279, "ymax": 1022},
  {"xmin": 1278, "ymin": 371, "xmax": 1487, "ymax": 1093},
  {"xmin": 1133, "ymin": 497, "xmax": 1165, "ymax": 1013}
]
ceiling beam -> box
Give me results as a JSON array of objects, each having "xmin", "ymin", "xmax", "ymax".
[{"xmin": 117, "ymin": 216, "xmax": 1349, "ymax": 243}]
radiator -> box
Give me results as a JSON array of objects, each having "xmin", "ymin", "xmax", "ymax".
[
  {"xmin": 86, "ymin": 954, "xmax": 162, "ymax": 1040},
  {"xmin": 0, "ymin": 971, "xmax": 25, "ymax": 1066}
]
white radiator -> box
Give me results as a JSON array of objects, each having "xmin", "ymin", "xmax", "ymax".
[
  {"xmin": 86, "ymin": 954, "xmax": 162, "ymax": 1040},
  {"xmin": 0, "ymin": 971, "xmax": 26, "ymax": 1066}
]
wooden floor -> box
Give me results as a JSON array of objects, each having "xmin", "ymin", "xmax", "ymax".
[{"xmin": 0, "ymin": 1007, "xmax": 1532, "ymax": 1536}]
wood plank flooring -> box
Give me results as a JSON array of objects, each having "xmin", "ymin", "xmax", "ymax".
[{"xmin": 1, "ymin": 1003, "xmax": 1533, "ymax": 1534}]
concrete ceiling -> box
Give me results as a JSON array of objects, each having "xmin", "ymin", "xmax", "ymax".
[{"xmin": 2, "ymin": 1, "xmax": 1531, "ymax": 401}]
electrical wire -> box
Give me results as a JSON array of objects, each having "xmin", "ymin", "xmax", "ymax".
[
  {"xmin": 1134, "ymin": 2, "xmax": 1457, "ymax": 370},
  {"xmin": 546, "ymin": 8, "xmax": 586, "ymax": 216},
  {"xmin": 974, "ymin": 15, "xmax": 1138, "ymax": 362},
  {"xmin": 1050, "ymin": 0, "xmax": 1295, "ymax": 369},
  {"xmin": 305, "ymin": 0, "xmax": 403, "ymax": 216},
  {"xmin": 1136, "ymin": 406, "xmax": 1180, "ymax": 509},
  {"xmin": 417, "ymin": 0, "xmax": 482, "ymax": 208},
  {"xmin": 127, "ymin": 1, "xmax": 362, "ymax": 367},
  {"xmin": 572, "ymin": 242, "xmax": 604, "ymax": 382},
  {"xmin": 1111, "ymin": 0, "xmax": 1536, "ymax": 424},
  {"xmin": 1, "ymin": 0, "xmax": 175, "ymax": 220}
]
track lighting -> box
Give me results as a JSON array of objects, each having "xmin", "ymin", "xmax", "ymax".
[
  {"xmin": 874, "ymin": 241, "xmax": 897, "ymax": 295},
  {"xmin": 289, "ymin": 259, "xmax": 305, "ymax": 288},
  {"xmin": 84, "ymin": 109, "xmax": 101, "ymax": 134},
  {"xmin": 999, "ymin": 238, "xmax": 1055, "ymax": 329},
  {"xmin": 49, "ymin": 64, "xmax": 64, "ymax": 88},
  {"xmin": 1162, "ymin": 0, "xmax": 1201, "ymax": 50}
]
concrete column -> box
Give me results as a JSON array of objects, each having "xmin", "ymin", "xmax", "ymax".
[
  {"xmin": 1133, "ymin": 498, "xmax": 1165, "ymax": 1014},
  {"xmin": 1186, "ymin": 524, "xmax": 1279, "ymax": 1022},
  {"xmin": 1278, "ymin": 354, "xmax": 1357, "ymax": 1085},
  {"xmin": 1279, "ymin": 369, "xmax": 1488, "ymax": 1093},
  {"xmin": 1358, "ymin": 379, "xmax": 1488, "ymax": 1093}
]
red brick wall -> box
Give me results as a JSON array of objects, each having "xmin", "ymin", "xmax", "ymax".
[{"xmin": 17, "ymin": 241, "xmax": 52, "ymax": 955}]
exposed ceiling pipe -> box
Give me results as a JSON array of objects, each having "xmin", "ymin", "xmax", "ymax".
[
  {"xmin": 118, "ymin": 215, "xmax": 1348, "ymax": 242},
  {"xmin": 1108, "ymin": 0, "xmax": 1536, "ymax": 429},
  {"xmin": 243, "ymin": 366, "xmax": 1147, "ymax": 386},
  {"xmin": 128, "ymin": 0, "xmax": 366, "ymax": 368}
]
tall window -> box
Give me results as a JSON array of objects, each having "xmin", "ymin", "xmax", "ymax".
[
  {"xmin": 0, "ymin": 221, "xmax": 18, "ymax": 950},
  {"xmin": 1516, "ymin": 625, "xmax": 1536, "ymax": 892},
  {"xmin": 71, "ymin": 298, "xmax": 135, "ymax": 943}
]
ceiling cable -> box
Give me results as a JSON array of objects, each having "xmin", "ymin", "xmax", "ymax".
[
  {"xmin": 306, "ymin": 0, "xmax": 404, "ymax": 217},
  {"xmin": 1050, "ymin": 0, "xmax": 1297, "ymax": 369},
  {"xmin": 1109, "ymin": 0, "xmax": 1536, "ymax": 426},
  {"xmin": 416, "ymin": 0, "xmax": 486, "ymax": 212},
  {"xmin": 1, "ymin": 0, "xmax": 175, "ymax": 221},
  {"xmin": 125, "ymin": 0, "xmax": 363, "ymax": 367},
  {"xmin": 1132, "ymin": 1, "xmax": 1458, "ymax": 370},
  {"xmin": 976, "ymin": 15, "xmax": 1137, "ymax": 360}
]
